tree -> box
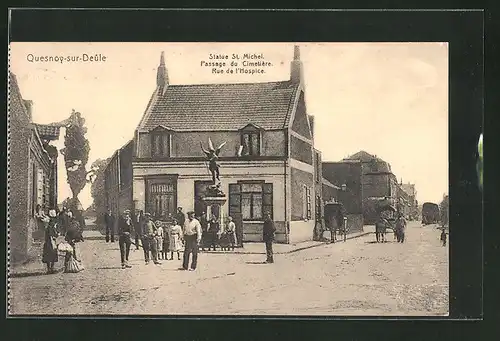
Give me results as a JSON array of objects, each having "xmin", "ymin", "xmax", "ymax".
[
  {"xmin": 60, "ymin": 110, "xmax": 92, "ymax": 211},
  {"xmin": 439, "ymin": 195, "xmax": 449, "ymax": 228},
  {"xmin": 90, "ymin": 157, "xmax": 111, "ymax": 225},
  {"xmin": 61, "ymin": 197, "xmax": 73, "ymax": 210}
]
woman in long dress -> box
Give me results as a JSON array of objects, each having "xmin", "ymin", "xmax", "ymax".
[
  {"xmin": 42, "ymin": 209, "xmax": 59, "ymax": 274},
  {"xmin": 168, "ymin": 219, "xmax": 183, "ymax": 260},
  {"xmin": 64, "ymin": 212, "xmax": 84, "ymax": 273}
]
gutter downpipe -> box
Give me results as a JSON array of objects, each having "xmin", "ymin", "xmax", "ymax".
[{"xmin": 284, "ymin": 157, "xmax": 288, "ymax": 244}]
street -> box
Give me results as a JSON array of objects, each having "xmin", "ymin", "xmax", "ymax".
[{"xmin": 9, "ymin": 221, "xmax": 448, "ymax": 316}]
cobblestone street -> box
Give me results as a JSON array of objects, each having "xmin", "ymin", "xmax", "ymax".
[{"xmin": 9, "ymin": 221, "xmax": 448, "ymax": 316}]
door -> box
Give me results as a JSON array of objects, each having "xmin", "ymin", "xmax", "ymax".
[
  {"xmin": 194, "ymin": 180, "xmax": 213, "ymax": 217},
  {"xmin": 146, "ymin": 176, "xmax": 177, "ymax": 220}
]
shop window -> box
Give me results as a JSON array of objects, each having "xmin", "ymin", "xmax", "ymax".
[{"xmin": 229, "ymin": 182, "xmax": 272, "ymax": 221}]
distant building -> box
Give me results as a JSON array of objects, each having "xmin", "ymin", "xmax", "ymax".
[
  {"xmin": 105, "ymin": 46, "xmax": 328, "ymax": 243},
  {"xmin": 322, "ymin": 160, "xmax": 364, "ymax": 233},
  {"xmin": 104, "ymin": 139, "xmax": 134, "ymax": 232},
  {"xmin": 400, "ymin": 182, "xmax": 418, "ymax": 220},
  {"xmin": 9, "ymin": 72, "xmax": 60, "ymax": 263},
  {"xmin": 344, "ymin": 151, "xmax": 399, "ymax": 224}
]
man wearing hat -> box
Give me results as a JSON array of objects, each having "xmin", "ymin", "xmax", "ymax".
[
  {"xmin": 180, "ymin": 211, "xmax": 202, "ymax": 271},
  {"xmin": 142, "ymin": 213, "xmax": 161, "ymax": 265},
  {"xmin": 118, "ymin": 209, "xmax": 133, "ymax": 269}
]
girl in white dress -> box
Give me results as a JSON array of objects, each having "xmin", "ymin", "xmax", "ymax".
[
  {"xmin": 168, "ymin": 219, "xmax": 183, "ymax": 260},
  {"xmin": 155, "ymin": 221, "xmax": 164, "ymax": 260}
]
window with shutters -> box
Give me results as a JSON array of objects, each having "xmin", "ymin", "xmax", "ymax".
[
  {"xmin": 151, "ymin": 132, "xmax": 171, "ymax": 158},
  {"xmin": 241, "ymin": 132, "xmax": 260, "ymax": 156},
  {"xmin": 229, "ymin": 182, "xmax": 272, "ymax": 221}
]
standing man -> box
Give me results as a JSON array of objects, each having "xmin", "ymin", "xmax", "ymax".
[
  {"xmin": 176, "ymin": 207, "xmax": 186, "ymax": 228},
  {"xmin": 226, "ymin": 216, "xmax": 237, "ymax": 251},
  {"xmin": 104, "ymin": 209, "xmax": 115, "ymax": 243},
  {"xmin": 263, "ymin": 213, "xmax": 276, "ymax": 264},
  {"xmin": 396, "ymin": 214, "xmax": 407, "ymax": 243},
  {"xmin": 58, "ymin": 207, "xmax": 71, "ymax": 236},
  {"xmin": 132, "ymin": 210, "xmax": 142, "ymax": 250},
  {"xmin": 180, "ymin": 211, "xmax": 202, "ymax": 271},
  {"xmin": 440, "ymin": 228, "xmax": 447, "ymax": 246},
  {"xmin": 207, "ymin": 216, "xmax": 220, "ymax": 251},
  {"xmin": 118, "ymin": 209, "xmax": 133, "ymax": 269},
  {"xmin": 143, "ymin": 213, "xmax": 161, "ymax": 265},
  {"xmin": 200, "ymin": 211, "xmax": 209, "ymax": 251}
]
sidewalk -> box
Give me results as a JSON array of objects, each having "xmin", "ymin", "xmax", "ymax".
[
  {"xmin": 203, "ymin": 229, "xmax": 372, "ymax": 255},
  {"xmin": 9, "ymin": 237, "xmax": 66, "ymax": 278}
]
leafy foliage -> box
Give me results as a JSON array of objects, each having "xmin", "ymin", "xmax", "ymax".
[
  {"xmin": 439, "ymin": 195, "xmax": 449, "ymax": 227},
  {"xmin": 60, "ymin": 111, "xmax": 90, "ymax": 208},
  {"xmin": 90, "ymin": 157, "xmax": 111, "ymax": 223},
  {"xmin": 61, "ymin": 197, "xmax": 73, "ymax": 209}
]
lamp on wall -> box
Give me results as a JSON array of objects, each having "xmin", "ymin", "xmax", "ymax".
[{"xmin": 341, "ymin": 184, "xmax": 347, "ymax": 192}]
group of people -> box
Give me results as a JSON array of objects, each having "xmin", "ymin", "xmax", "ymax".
[
  {"xmin": 198, "ymin": 212, "xmax": 237, "ymax": 252},
  {"xmin": 36, "ymin": 205, "xmax": 85, "ymax": 274},
  {"xmin": 107, "ymin": 206, "xmax": 277, "ymax": 270},
  {"xmin": 112, "ymin": 209, "xmax": 200, "ymax": 270},
  {"xmin": 375, "ymin": 214, "xmax": 407, "ymax": 243}
]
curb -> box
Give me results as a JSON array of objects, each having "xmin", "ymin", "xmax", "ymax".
[
  {"xmin": 286, "ymin": 232, "xmax": 371, "ymax": 254},
  {"xmin": 204, "ymin": 231, "xmax": 372, "ymax": 255},
  {"xmin": 83, "ymin": 236, "xmax": 107, "ymax": 241},
  {"xmin": 9, "ymin": 266, "xmax": 65, "ymax": 279}
]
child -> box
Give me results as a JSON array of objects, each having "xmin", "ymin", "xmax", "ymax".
[
  {"xmin": 168, "ymin": 219, "xmax": 183, "ymax": 260},
  {"xmin": 440, "ymin": 229, "xmax": 447, "ymax": 246},
  {"xmin": 162, "ymin": 222, "xmax": 170, "ymax": 260},
  {"xmin": 155, "ymin": 221, "xmax": 164, "ymax": 260}
]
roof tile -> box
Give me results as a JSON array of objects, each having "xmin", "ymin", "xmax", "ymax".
[{"xmin": 141, "ymin": 81, "xmax": 299, "ymax": 131}]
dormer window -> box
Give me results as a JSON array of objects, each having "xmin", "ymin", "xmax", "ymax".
[
  {"xmin": 150, "ymin": 126, "xmax": 172, "ymax": 158},
  {"xmin": 240, "ymin": 123, "xmax": 261, "ymax": 156}
]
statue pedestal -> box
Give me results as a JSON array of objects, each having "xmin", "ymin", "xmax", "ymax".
[{"xmin": 202, "ymin": 196, "xmax": 228, "ymax": 232}]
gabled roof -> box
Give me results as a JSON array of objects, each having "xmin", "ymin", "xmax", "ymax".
[
  {"xmin": 34, "ymin": 124, "xmax": 61, "ymax": 140},
  {"xmin": 139, "ymin": 80, "xmax": 300, "ymax": 132},
  {"xmin": 345, "ymin": 150, "xmax": 384, "ymax": 162}
]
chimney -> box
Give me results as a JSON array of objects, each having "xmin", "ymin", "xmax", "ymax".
[
  {"xmin": 23, "ymin": 100, "xmax": 33, "ymax": 121},
  {"xmin": 290, "ymin": 45, "xmax": 304, "ymax": 84},
  {"xmin": 156, "ymin": 51, "xmax": 169, "ymax": 91}
]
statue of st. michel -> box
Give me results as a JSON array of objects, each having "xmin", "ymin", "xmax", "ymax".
[{"xmin": 200, "ymin": 138, "xmax": 226, "ymax": 187}]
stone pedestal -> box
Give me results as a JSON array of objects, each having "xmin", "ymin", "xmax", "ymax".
[{"xmin": 201, "ymin": 196, "xmax": 227, "ymax": 232}]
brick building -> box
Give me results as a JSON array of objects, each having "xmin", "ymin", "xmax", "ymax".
[
  {"xmin": 344, "ymin": 151, "xmax": 399, "ymax": 224},
  {"xmin": 9, "ymin": 72, "xmax": 59, "ymax": 263},
  {"xmin": 104, "ymin": 139, "xmax": 134, "ymax": 232},
  {"xmin": 401, "ymin": 182, "xmax": 419, "ymax": 220},
  {"xmin": 322, "ymin": 160, "xmax": 364, "ymax": 233},
  {"xmin": 105, "ymin": 46, "xmax": 328, "ymax": 243}
]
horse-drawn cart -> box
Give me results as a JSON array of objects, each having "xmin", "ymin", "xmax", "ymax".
[
  {"xmin": 375, "ymin": 204, "xmax": 396, "ymax": 243},
  {"xmin": 324, "ymin": 202, "xmax": 348, "ymax": 243}
]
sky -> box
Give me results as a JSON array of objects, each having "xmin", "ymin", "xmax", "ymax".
[{"xmin": 10, "ymin": 42, "xmax": 448, "ymax": 208}]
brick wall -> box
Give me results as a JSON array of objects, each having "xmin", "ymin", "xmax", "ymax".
[
  {"xmin": 363, "ymin": 173, "xmax": 391, "ymax": 199},
  {"xmin": 291, "ymin": 92, "xmax": 312, "ymax": 139},
  {"xmin": 290, "ymin": 136, "xmax": 313, "ymax": 165},
  {"xmin": 290, "ymin": 167, "xmax": 314, "ymax": 221},
  {"xmin": 322, "ymin": 162, "xmax": 363, "ymax": 214},
  {"xmin": 136, "ymin": 130, "xmax": 287, "ymax": 159},
  {"xmin": 9, "ymin": 79, "xmax": 31, "ymax": 263}
]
